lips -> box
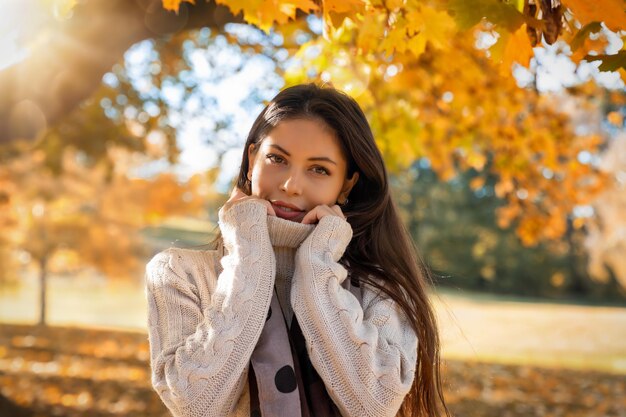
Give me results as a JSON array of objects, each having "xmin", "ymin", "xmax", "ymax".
[{"xmin": 270, "ymin": 201, "xmax": 305, "ymax": 222}]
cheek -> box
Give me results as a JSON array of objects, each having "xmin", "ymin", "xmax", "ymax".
[
  {"xmin": 308, "ymin": 179, "xmax": 344, "ymax": 206},
  {"xmin": 249, "ymin": 162, "xmax": 270, "ymax": 196}
]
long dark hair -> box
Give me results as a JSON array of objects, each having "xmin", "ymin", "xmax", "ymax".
[{"xmin": 236, "ymin": 83, "xmax": 450, "ymax": 417}]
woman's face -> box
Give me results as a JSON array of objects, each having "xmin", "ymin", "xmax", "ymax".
[{"xmin": 247, "ymin": 118, "xmax": 359, "ymax": 223}]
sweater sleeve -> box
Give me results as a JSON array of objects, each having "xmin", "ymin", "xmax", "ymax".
[
  {"xmin": 145, "ymin": 200, "xmax": 275, "ymax": 417},
  {"xmin": 291, "ymin": 215, "xmax": 418, "ymax": 417}
]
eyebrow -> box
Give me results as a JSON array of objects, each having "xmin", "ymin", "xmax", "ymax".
[{"xmin": 268, "ymin": 144, "xmax": 337, "ymax": 165}]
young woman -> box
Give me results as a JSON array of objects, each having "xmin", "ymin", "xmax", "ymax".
[{"xmin": 145, "ymin": 84, "xmax": 450, "ymax": 417}]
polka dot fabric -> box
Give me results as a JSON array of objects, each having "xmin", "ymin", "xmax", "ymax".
[
  {"xmin": 274, "ymin": 365, "xmax": 297, "ymax": 393},
  {"xmin": 249, "ymin": 292, "xmax": 302, "ymax": 416}
]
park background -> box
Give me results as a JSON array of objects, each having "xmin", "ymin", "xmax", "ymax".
[{"xmin": 1, "ymin": 0, "xmax": 625, "ymax": 416}]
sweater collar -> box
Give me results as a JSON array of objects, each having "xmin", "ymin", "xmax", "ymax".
[{"xmin": 266, "ymin": 215, "xmax": 314, "ymax": 248}]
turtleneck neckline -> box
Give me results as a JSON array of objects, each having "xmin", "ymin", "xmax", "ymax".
[{"xmin": 266, "ymin": 215, "xmax": 315, "ymax": 248}]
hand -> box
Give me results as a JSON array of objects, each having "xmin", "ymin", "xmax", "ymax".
[
  {"xmin": 300, "ymin": 204, "xmax": 344, "ymax": 225},
  {"xmin": 220, "ymin": 187, "xmax": 276, "ymax": 217}
]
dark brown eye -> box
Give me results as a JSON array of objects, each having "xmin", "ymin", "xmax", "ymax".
[
  {"xmin": 266, "ymin": 154, "xmax": 285, "ymax": 164},
  {"xmin": 312, "ymin": 166, "xmax": 330, "ymax": 175}
]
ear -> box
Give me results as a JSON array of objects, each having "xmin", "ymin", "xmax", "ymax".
[
  {"xmin": 339, "ymin": 172, "xmax": 359, "ymax": 202},
  {"xmin": 246, "ymin": 144, "xmax": 256, "ymax": 180}
]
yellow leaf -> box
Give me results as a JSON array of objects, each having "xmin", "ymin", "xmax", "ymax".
[
  {"xmin": 385, "ymin": 0, "xmax": 404, "ymax": 9},
  {"xmin": 381, "ymin": 20, "xmax": 410, "ymax": 55},
  {"xmin": 466, "ymin": 152, "xmax": 487, "ymax": 170},
  {"xmin": 563, "ymin": 0, "xmax": 626, "ymax": 32},
  {"xmin": 417, "ymin": 6, "xmax": 456, "ymax": 49},
  {"xmin": 406, "ymin": 34, "xmax": 427, "ymax": 56},
  {"xmin": 217, "ymin": 0, "xmax": 318, "ymax": 32},
  {"xmin": 356, "ymin": 12, "xmax": 385, "ymax": 52},
  {"xmin": 322, "ymin": 0, "xmax": 364, "ymax": 14}
]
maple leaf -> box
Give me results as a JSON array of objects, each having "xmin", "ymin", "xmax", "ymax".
[
  {"xmin": 501, "ymin": 24, "xmax": 535, "ymax": 70},
  {"xmin": 322, "ymin": 0, "xmax": 364, "ymax": 31},
  {"xmin": 216, "ymin": 0, "xmax": 318, "ymax": 32},
  {"xmin": 356, "ymin": 12, "xmax": 385, "ymax": 52},
  {"xmin": 322, "ymin": 0, "xmax": 364, "ymax": 14},
  {"xmin": 563, "ymin": 0, "xmax": 626, "ymax": 32},
  {"xmin": 418, "ymin": 6, "xmax": 456, "ymax": 49}
]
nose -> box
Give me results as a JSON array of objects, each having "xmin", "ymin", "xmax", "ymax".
[{"xmin": 280, "ymin": 169, "xmax": 303, "ymax": 195}]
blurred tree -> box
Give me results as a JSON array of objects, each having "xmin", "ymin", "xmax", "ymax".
[
  {"xmin": 0, "ymin": 0, "xmax": 624, "ymax": 270},
  {"xmin": 286, "ymin": 33, "xmax": 609, "ymax": 245},
  {"xmin": 0, "ymin": 136, "xmax": 206, "ymax": 326},
  {"xmin": 393, "ymin": 162, "xmax": 625, "ymax": 301},
  {"xmin": 2, "ymin": 0, "xmax": 625, "ymax": 143},
  {"xmin": 585, "ymin": 131, "xmax": 626, "ymax": 293}
]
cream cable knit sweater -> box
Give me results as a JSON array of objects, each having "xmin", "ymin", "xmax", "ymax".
[{"xmin": 145, "ymin": 200, "xmax": 418, "ymax": 417}]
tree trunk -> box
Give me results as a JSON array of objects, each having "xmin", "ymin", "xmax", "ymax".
[
  {"xmin": 0, "ymin": 0, "xmax": 241, "ymax": 144},
  {"xmin": 38, "ymin": 256, "xmax": 48, "ymax": 327},
  {"xmin": 565, "ymin": 217, "xmax": 587, "ymax": 297}
]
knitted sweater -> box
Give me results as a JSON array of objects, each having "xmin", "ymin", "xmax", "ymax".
[{"xmin": 145, "ymin": 200, "xmax": 418, "ymax": 417}]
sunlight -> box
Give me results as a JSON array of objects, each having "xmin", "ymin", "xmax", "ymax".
[
  {"xmin": 0, "ymin": 0, "xmax": 76, "ymax": 70},
  {"xmin": 0, "ymin": 1, "xmax": 34, "ymax": 70}
]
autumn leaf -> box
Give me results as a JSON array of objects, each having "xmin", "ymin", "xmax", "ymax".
[
  {"xmin": 322, "ymin": 0, "xmax": 364, "ymax": 14},
  {"xmin": 569, "ymin": 22, "xmax": 603, "ymax": 52},
  {"xmin": 416, "ymin": 6, "xmax": 456, "ymax": 49},
  {"xmin": 501, "ymin": 24, "xmax": 535, "ymax": 70},
  {"xmin": 379, "ymin": 5, "xmax": 455, "ymax": 57},
  {"xmin": 607, "ymin": 111, "xmax": 623, "ymax": 126},
  {"xmin": 562, "ymin": 0, "xmax": 626, "ymax": 32},
  {"xmin": 215, "ymin": 0, "xmax": 318, "ymax": 32},
  {"xmin": 585, "ymin": 51, "xmax": 626, "ymax": 72},
  {"xmin": 162, "ymin": 0, "xmax": 195, "ymax": 13},
  {"xmin": 322, "ymin": 0, "xmax": 365, "ymax": 32},
  {"xmin": 448, "ymin": 0, "xmax": 525, "ymax": 31}
]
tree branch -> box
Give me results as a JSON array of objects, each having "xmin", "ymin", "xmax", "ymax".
[{"xmin": 0, "ymin": 0, "xmax": 240, "ymax": 144}]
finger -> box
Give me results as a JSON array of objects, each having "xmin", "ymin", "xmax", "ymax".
[
  {"xmin": 331, "ymin": 205, "xmax": 344, "ymax": 218},
  {"xmin": 264, "ymin": 200, "xmax": 276, "ymax": 216},
  {"xmin": 301, "ymin": 207, "xmax": 319, "ymax": 224}
]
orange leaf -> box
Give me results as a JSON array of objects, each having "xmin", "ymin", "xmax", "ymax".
[
  {"xmin": 562, "ymin": 0, "xmax": 626, "ymax": 32},
  {"xmin": 322, "ymin": 0, "xmax": 364, "ymax": 14},
  {"xmin": 469, "ymin": 176, "xmax": 486, "ymax": 190},
  {"xmin": 501, "ymin": 24, "xmax": 535, "ymax": 72},
  {"xmin": 162, "ymin": 0, "xmax": 195, "ymax": 13},
  {"xmin": 216, "ymin": 0, "xmax": 318, "ymax": 32},
  {"xmin": 607, "ymin": 111, "xmax": 623, "ymax": 126}
]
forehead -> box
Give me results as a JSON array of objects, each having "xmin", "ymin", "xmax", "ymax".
[{"xmin": 262, "ymin": 119, "xmax": 345, "ymax": 160}]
